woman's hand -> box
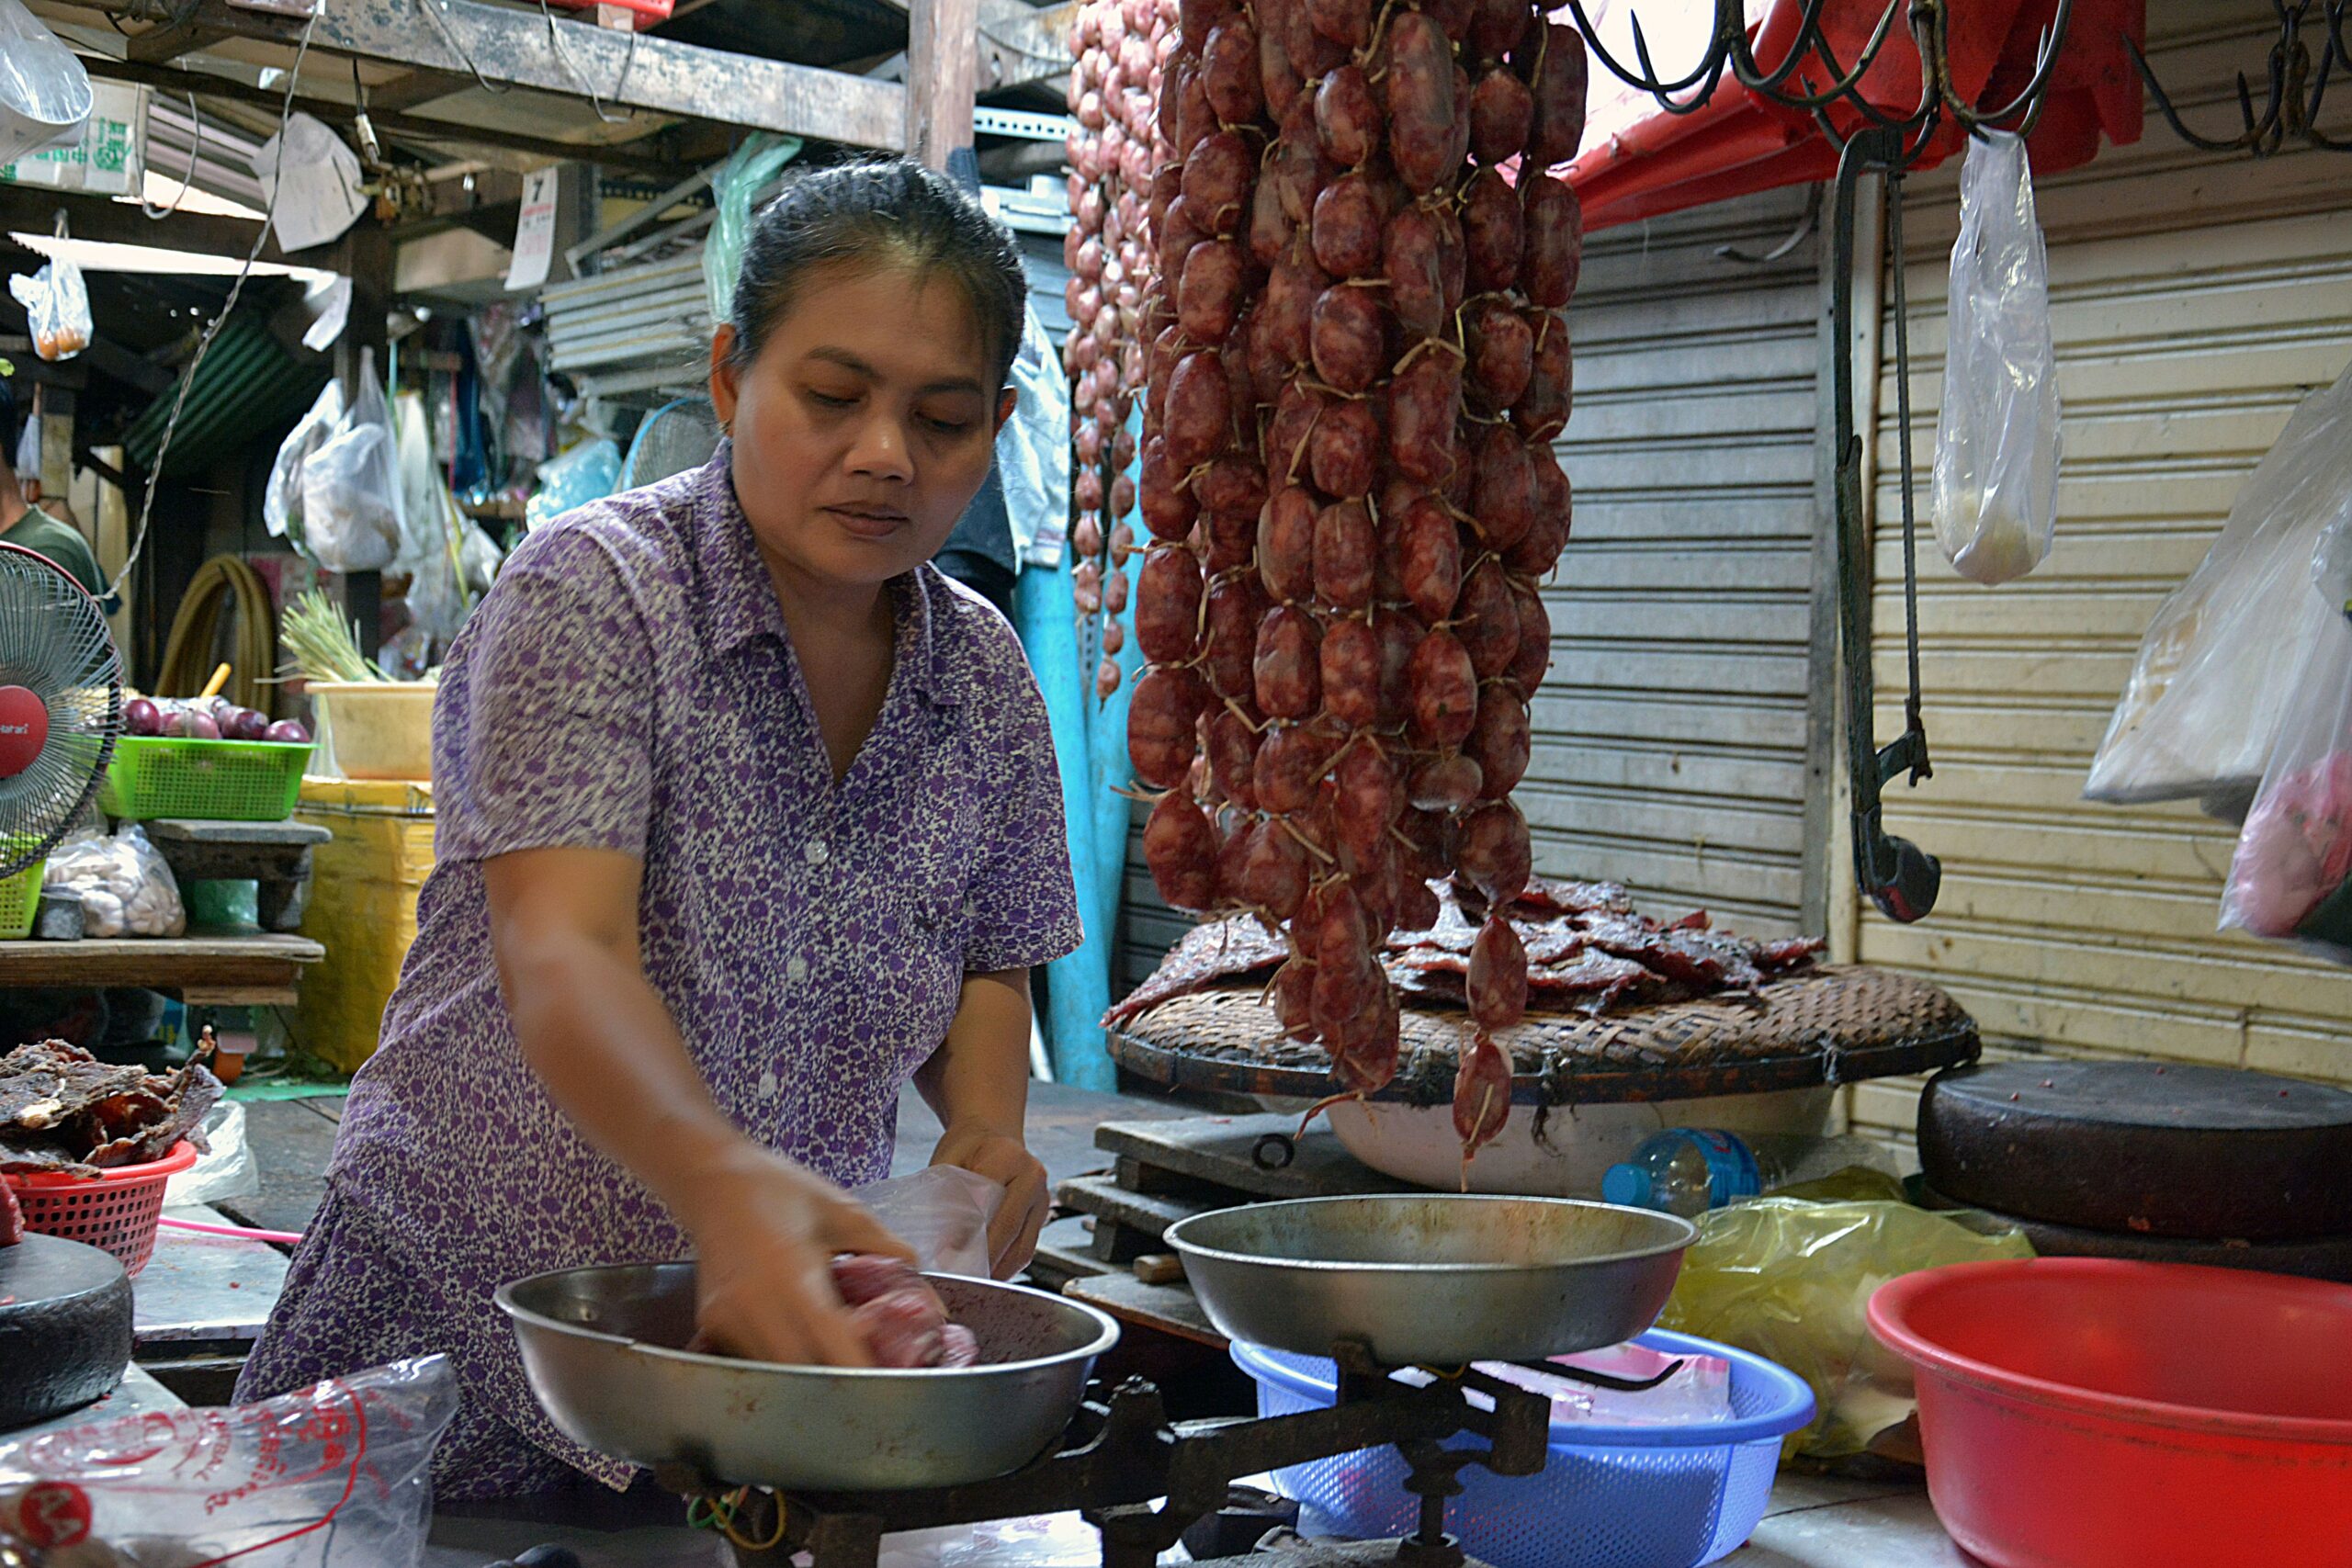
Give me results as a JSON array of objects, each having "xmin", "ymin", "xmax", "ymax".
[
  {"xmin": 931, "ymin": 1122, "xmax": 1049, "ymax": 1280},
  {"xmin": 676, "ymin": 1143, "xmax": 916, "ymax": 1366}
]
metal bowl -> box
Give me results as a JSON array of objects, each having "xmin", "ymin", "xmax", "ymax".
[
  {"xmin": 496, "ymin": 1263, "xmax": 1120, "ymax": 1491},
  {"xmin": 1165, "ymin": 1195, "xmax": 1696, "ymax": 1367}
]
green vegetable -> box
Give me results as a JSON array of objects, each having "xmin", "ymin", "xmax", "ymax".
[{"xmin": 279, "ymin": 590, "xmax": 386, "ymax": 684}]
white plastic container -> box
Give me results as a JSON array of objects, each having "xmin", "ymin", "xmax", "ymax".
[
  {"xmin": 1317, "ymin": 1086, "xmax": 1836, "ymax": 1197},
  {"xmin": 309, "ymin": 681, "xmax": 435, "ymax": 781}
]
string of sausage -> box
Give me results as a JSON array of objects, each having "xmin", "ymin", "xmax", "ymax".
[
  {"xmin": 1064, "ymin": 1, "xmax": 1172, "ymax": 696},
  {"xmin": 1124, "ymin": 0, "xmax": 1587, "ymax": 1179}
]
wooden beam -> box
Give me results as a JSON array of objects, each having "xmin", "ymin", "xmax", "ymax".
[
  {"xmin": 906, "ymin": 0, "xmax": 980, "ymax": 170},
  {"xmin": 872, "ymin": 0, "xmax": 1075, "ymax": 95},
  {"xmin": 977, "ymin": 1, "xmax": 1076, "ymax": 93},
  {"xmin": 78, "ymin": 0, "xmax": 909, "ymax": 151},
  {"xmin": 121, "ymin": 17, "xmax": 232, "ymax": 64},
  {"xmin": 360, "ymin": 69, "xmax": 474, "ymax": 115},
  {"xmin": 0, "ymin": 183, "xmax": 284, "ymax": 265},
  {"xmin": 76, "ymin": 53, "xmax": 684, "ymax": 176}
]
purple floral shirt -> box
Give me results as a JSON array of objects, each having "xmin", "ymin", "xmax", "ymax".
[{"xmin": 237, "ymin": 446, "xmax": 1081, "ymax": 1493}]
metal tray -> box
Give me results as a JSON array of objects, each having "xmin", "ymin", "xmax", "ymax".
[
  {"xmin": 497, "ymin": 1264, "xmax": 1119, "ymax": 1491},
  {"xmin": 1165, "ymin": 1194, "xmax": 1695, "ymax": 1367}
]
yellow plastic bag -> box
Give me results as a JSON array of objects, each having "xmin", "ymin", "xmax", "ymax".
[{"xmin": 1655, "ymin": 1195, "xmax": 2032, "ymax": 1460}]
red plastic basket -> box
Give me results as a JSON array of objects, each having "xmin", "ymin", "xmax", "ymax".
[{"xmin": 5, "ymin": 1140, "xmax": 199, "ymax": 1278}]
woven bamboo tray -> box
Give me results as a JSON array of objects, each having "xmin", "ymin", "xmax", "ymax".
[{"xmin": 1108, "ymin": 964, "xmax": 1978, "ymax": 1106}]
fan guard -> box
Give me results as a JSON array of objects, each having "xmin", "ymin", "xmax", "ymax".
[{"xmin": 0, "ymin": 542, "xmax": 121, "ymax": 883}]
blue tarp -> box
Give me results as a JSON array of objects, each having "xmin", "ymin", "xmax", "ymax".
[{"xmin": 1013, "ymin": 542, "xmax": 1140, "ymax": 1090}]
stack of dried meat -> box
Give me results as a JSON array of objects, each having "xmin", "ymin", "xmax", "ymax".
[
  {"xmin": 0, "ymin": 1040, "xmax": 221, "ymax": 1178},
  {"xmin": 1129, "ymin": 0, "xmax": 1589, "ymax": 1168},
  {"xmin": 1108, "ymin": 875, "xmax": 1823, "ymax": 1027}
]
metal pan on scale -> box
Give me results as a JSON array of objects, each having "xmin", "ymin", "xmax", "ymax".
[{"xmin": 1165, "ymin": 1194, "xmax": 1696, "ymax": 1369}]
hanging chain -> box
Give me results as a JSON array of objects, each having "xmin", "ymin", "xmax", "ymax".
[{"xmin": 1885, "ymin": 166, "xmax": 1929, "ymax": 778}]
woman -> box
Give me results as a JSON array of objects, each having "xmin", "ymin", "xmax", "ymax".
[{"xmin": 237, "ymin": 160, "xmax": 1083, "ymax": 1500}]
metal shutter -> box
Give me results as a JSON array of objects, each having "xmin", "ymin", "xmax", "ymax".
[{"xmin": 1850, "ymin": 1, "xmax": 2352, "ymax": 1149}]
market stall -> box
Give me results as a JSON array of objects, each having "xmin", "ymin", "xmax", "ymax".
[{"xmin": 3, "ymin": 0, "xmax": 2351, "ymax": 1564}]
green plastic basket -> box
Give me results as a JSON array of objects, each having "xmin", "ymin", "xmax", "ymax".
[
  {"xmin": 0, "ymin": 854, "xmax": 41, "ymax": 941},
  {"xmin": 98, "ymin": 737, "xmax": 314, "ymax": 823}
]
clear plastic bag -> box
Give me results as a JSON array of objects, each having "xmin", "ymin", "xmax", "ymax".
[
  {"xmin": 2316, "ymin": 506, "xmax": 2352, "ymax": 623},
  {"xmin": 301, "ymin": 349, "xmax": 405, "ymax": 573},
  {"xmin": 524, "ymin": 436, "xmax": 620, "ymax": 531},
  {"xmin": 0, "ymin": 0, "xmax": 91, "ymax": 169},
  {"xmin": 41, "ymin": 826, "xmax": 185, "ymax": 939},
  {"xmin": 7, "ymin": 256, "xmax": 91, "ymax": 362},
  {"xmin": 1931, "ymin": 130, "xmax": 2061, "ymax": 587},
  {"xmin": 1002, "ymin": 303, "xmax": 1073, "ymax": 570},
  {"xmin": 703, "ymin": 132, "xmax": 803, "ymax": 323},
  {"xmin": 162, "ymin": 1100, "xmax": 258, "ymax": 1207},
  {"xmin": 1653, "ymin": 1195, "xmax": 2033, "ymax": 1460},
  {"xmin": 2086, "ymin": 358, "xmax": 2352, "ymax": 811},
  {"xmin": 265, "ymin": 379, "xmax": 345, "ymax": 548},
  {"xmin": 854, "ymin": 1166, "xmax": 1007, "ymax": 1278},
  {"xmin": 2221, "ymin": 608, "xmax": 2352, "ymax": 961},
  {"xmin": 0, "ymin": 1356, "xmax": 458, "ymax": 1566}
]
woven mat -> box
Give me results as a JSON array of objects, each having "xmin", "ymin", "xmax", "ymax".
[{"xmin": 1108, "ymin": 965, "xmax": 1978, "ymax": 1106}]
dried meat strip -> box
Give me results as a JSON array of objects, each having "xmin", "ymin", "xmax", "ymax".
[{"xmin": 1105, "ymin": 915, "xmax": 1290, "ymax": 1025}]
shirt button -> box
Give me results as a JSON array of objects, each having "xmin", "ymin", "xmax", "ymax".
[
  {"xmin": 757, "ymin": 1068, "xmax": 778, "ymax": 1100},
  {"xmin": 786, "ymin": 955, "xmax": 808, "ymax": 982},
  {"xmin": 805, "ymin": 840, "xmax": 829, "ymax": 865}
]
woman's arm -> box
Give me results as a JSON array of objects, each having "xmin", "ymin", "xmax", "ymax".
[
  {"xmin": 485, "ymin": 845, "xmax": 913, "ymax": 1365},
  {"xmin": 914, "ymin": 968, "xmax": 1051, "ymax": 1278}
]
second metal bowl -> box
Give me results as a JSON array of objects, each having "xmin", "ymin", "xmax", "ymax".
[
  {"xmin": 1165, "ymin": 1194, "xmax": 1696, "ymax": 1367},
  {"xmin": 497, "ymin": 1263, "xmax": 1119, "ymax": 1491}
]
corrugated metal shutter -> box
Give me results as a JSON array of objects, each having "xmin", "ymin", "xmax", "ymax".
[
  {"xmin": 1851, "ymin": 1, "xmax": 2352, "ymax": 1150},
  {"xmin": 1114, "ymin": 185, "xmax": 1837, "ymax": 992},
  {"xmin": 1541, "ymin": 185, "xmax": 1827, "ymax": 935}
]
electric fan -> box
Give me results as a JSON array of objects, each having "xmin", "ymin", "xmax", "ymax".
[
  {"xmin": 622, "ymin": 396, "xmax": 722, "ymax": 491},
  {"xmin": 0, "ymin": 541, "xmax": 121, "ymax": 882}
]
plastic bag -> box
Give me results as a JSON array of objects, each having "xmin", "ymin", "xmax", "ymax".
[
  {"xmin": 854, "ymin": 1165, "xmax": 1007, "ymax": 1277},
  {"xmin": 2221, "ymin": 607, "xmax": 2352, "ymax": 960},
  {"xmin": 2316, "ymin": 506, "xmax": 2352, "ymax": 623},
  {"xmin": 301, "ymin": 349, "xmax": 404, "ymax": 573},
  {"xmin": 162, "ymin": 1100, "xmax": 258, "ymax": 1208},
  {"xmin": 41, "ymin": 826, "xmax": 185, "ymax": 939},
  {"xmin": 0, "ymin": 1356, "xmax": 458, "ymax": 1566},
  {"xmin": 524, "ymin": 436, "xmax": 620, "ymax": 531},
  {"xmin": 265, "ymin": 379, "xmax": 345, "ymax": 547},
  {"xmin": 1003, "ymin": 303, "xmax": 1073, "ymax": 569},
  {"xmin": 1654, "ymin": 1195, "xmax": 2033, "ymax": 1460},
  {"xmin": 1931, "ymin": 131, "xmax": 2061, "ymax": 587},
  {"xmin": 2086, "ymin": 358, "xmax": 2352, "ymax": 811},
  {"xmin": 0, "ymin": 0, "xmax": 91, "ymax": 169},
  {"xmin": 7, "ymin": 256, "xmax": 91, "ymax": 362},
  {"xmin": 703, "ymin": 132, "xmax": 803, "ymax": 323}
]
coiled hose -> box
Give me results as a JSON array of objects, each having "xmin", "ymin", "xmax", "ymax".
[{"xmin": 157, "ymin": 555, "xmax": 276, "ymax": 716}]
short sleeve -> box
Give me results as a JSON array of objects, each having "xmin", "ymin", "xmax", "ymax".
[
  {"xmin": 960, "ymin": 622, "xmax": 1084, "ymax": 975},
  {"xmin": 431, "ymin": 537, "xmax": 655, "ymax": 865}
]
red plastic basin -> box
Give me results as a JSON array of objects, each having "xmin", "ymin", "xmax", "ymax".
[{"xmin": 1869, "ymin": 1258, "xmax": 2352, "ymax": 1568}]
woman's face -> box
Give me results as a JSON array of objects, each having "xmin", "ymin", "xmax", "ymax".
[{"xmin": 711, "ymin": 262, "xmax": 1014, "ymax": 590}]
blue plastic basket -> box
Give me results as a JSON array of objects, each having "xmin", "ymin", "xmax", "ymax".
[{"xmin": 1233, "ymin": 1330, "xmax": 1815, "ymax": 1568}]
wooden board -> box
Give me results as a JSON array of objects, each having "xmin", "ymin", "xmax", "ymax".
[
  {"xmin": 0, "ymin": 936, "xmax": 322, "ymax": 991},
  {"xmin": 1096, "ymin": 1116, "xmax": 1418, "ymax": 1203},
  {"xmin": 1063, "ymin": 1269, "xmax": 1226, "ymax": 1348},
  {"xmin": 146, "ymin": 820, "xmax": 332, "ymax": 847}
]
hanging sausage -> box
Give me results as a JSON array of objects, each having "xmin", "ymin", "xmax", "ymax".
[{"xmin": 1129, "ymin": 0, "xmax": 1587, "ymax": 1174}]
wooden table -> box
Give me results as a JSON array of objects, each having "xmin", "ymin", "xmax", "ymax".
[
  {"xmin": 0, "ymin": 934, "xmax": 325, "ymax": 1009},
  {"xmin": 144, "ymin": 818, "xmax": 333, "ymax": 933}
]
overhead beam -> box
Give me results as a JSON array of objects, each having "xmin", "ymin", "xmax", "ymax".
[
  {"xmin": 872, "ymin": 0, "xmax": 1075, "ymax": 95},
  {"xmin": 121, "ymin": 17, "xmax": 232, "ymax": 63},
  {"xmin": 75, "ymin": 53, "xmax": 683, "ymax": 176},
  {"xmin": 80, "ymin": 0, "xmax": 908, "ymax": 151},
  {"xmin": 906, "ymin": 0, "xmax": 979, "ymax": 169},
  {"xmin": 360, "ymin": 69, "xmax": 475, "ymax": 115},
  {"xmin": 977, "ymin": 1, "xmax": 1076, "ymax": 93},
  {"xmin": 0, "ymin": 182, "xmax": 285, "ymax": 265}
]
